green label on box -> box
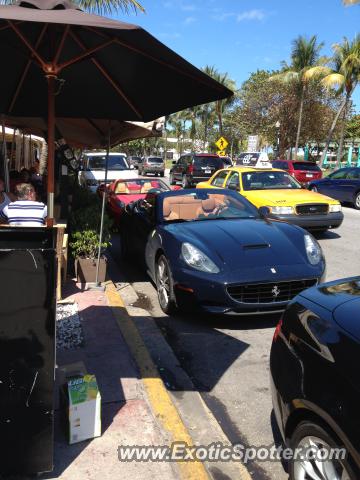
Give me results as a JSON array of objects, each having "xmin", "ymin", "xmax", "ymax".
[{"xmin": 68, "ymin": 375, "xmax": 99, "ymax": 405}]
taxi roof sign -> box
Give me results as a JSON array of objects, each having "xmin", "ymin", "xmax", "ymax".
[{"xmin": 235, "ymin": 152, "xmax": 272, "ymax": 169}]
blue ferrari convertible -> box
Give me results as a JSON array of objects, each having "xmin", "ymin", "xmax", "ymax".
[{"xmin": 120, "ymin": 189, "xmax": 326, "ymax": 315}]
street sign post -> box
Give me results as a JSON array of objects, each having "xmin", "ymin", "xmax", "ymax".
[
  {"xmin": 247, "ymin": 135, "xmax": 259, "ymax": 151},
  {"xmin": 215, "ymin": 136, "xmax": 228, "ymax": 151}
]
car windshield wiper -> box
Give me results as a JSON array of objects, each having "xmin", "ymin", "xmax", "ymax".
[{"xmin": 195, "ymin": 216, "xmax": 255, "ymax": 221}]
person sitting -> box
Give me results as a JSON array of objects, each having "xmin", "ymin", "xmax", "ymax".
[
  {"xmin": 0, "ymin": 178, "xmax": 16, "ymax": 220},
  {"xmin": 0, "ymin": 183, "xmax": 47, "ymax": 226}
]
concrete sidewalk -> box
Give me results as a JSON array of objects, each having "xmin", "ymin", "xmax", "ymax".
[{"xmin": 47, "ymin": 282, "xmax": 179, "ymax": 480}]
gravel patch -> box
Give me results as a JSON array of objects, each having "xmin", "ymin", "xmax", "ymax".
[{"xmin": 56, "ymin": 303, "xmax": 84, "ymax": 349}]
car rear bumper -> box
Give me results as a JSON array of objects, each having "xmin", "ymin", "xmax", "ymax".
[{"xmin": 271, "ymin": 212, "xmax": 344, "ymax": 230}]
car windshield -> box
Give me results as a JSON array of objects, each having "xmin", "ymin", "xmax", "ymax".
[
  {"xmin": 194, "ymin": 156, "xmax": 223, "ymax": 168},
  {"xmin": 87, "ymin": 155, "xmax": 128, "ymax": 170},
  {"xmin": 114, "ymin": 179, "xmax": 169, "ymax": 195},
  {"xmin": 161, "ymin": 192, "xmax": 258, "ymax": 223},
  {"xmin": 292, "ymin": 162, "xmax": 321, "ymax": 172},
  {"xmin": 147, "ymin": 157, "xmax": 163, "ymax": 164},
  {"xmin": 241, "ymin": 171, "xmax": 302, "ymax": 190}
]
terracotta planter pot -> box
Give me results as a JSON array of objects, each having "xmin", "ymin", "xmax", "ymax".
[{"xmin": 75, "ymin": 257, "xmax": 107, "ymax": 284}]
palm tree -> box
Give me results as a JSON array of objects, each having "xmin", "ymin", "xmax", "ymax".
[
  {"xmin": 343, "ymin": 0, "xmax": 359, "ymax": 4},
  {"xmin": 202, "ymin": 66, "xmax": 236, "ymax": 136},
  {"xmin": 270, "ymin": 35, "xmax": 324, "ymax": 160},
  {"xmin": 305, "ymin": 35, "xmax": 360, "ymax": 166},
  {"xmin": 0, "ymin": 0, "xmax": 144, "ymax": 15}
]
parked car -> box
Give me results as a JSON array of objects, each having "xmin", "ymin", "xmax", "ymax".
[
  {"xmin": 128, "ymin": 156, "xmax": 142, "ymax": 169},
  {"xmin": 197, "ymin": 167, "xmax": 343, "ymax": 232},
  {"xmin": 100, "ymin": 178, "xmax": 177, "ymax": 223},
  {"xmin": 308, "ymin": 167, "xmax": 360, "ymax": 209},
  {"xmin": 120, "ymin": 188, "xmax": 325, "ymax": 315},
  {"xmin": 272, "ymin": 160, "xmax": 322, "ymax": 184},
  {"xmin": 79, "ymin": 152, "xmax": 134, "ymax": 193},
  {"xmin": 169, "ymin": 153, "xmax": 224, "ymax": 188},
  {"xmin": 270, "ymin": 276, "xmax": 360, "ymax": 479},
  {"xmin": 221, "ymin": 156, "xmax": 233, "ymax": 168},
  {"xmin": 138, "ymin": 156, "xmax": 165, "ymax": 176}
]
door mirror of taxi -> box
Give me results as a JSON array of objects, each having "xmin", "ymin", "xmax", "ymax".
[
  {"xmin": 228, "ymin": 183, "xmax": 239, "ymax": 190},
  {"xmin": 258, "ymin": 206, "xmax": 271, "ymax": 218}
]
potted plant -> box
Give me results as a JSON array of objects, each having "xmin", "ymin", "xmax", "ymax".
[{"xmin": 69, "ymin": 190, "xmax": 112, "ymax": 283}]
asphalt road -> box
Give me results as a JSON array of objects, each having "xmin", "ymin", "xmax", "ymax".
[{"xmin": 111, "ymin": 174, "xmax": 360, "ymax": 479}]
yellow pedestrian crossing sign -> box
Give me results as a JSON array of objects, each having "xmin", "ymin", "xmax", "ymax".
[
  {"xmin": 217, "ymin": 150, "xmax": 226, "ymax": 156},
  {"xmin": 215, "ymin": 136, "xmax": 228, "ymax": 151}
]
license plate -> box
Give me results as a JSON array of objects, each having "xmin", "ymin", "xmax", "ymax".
[
  {"xmin": 306, "ymin": 174, "xmax": 313, "ymax": 178},
  {"xmin": 205, "ymin": 169, "xmax": 211, "ymax": 174}
]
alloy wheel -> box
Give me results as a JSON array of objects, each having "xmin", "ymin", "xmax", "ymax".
[
  {"xmin": 157, "ymin": 257, "xmax": 170, "ymax": 310},
  {"xmin": 355, "ymin": 193, "xmax": 360, "ymax": 209},
  {"xmin": 293, "ymin": 436, "xmax": 350, "ymax": 480}
]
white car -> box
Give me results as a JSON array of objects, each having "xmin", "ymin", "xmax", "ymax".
[{"xmin": 79, "ymin": 152, "xmax": 136, "ymax": 192}]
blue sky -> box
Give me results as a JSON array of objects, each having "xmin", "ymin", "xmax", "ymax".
[{"xmin": 116, "ymin": 0, "xmax": 360, "ymax": 110}]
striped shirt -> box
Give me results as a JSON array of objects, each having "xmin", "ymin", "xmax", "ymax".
[{"xmin": 1, "ymin": 201, "xmax": 47, "ymax": 226}]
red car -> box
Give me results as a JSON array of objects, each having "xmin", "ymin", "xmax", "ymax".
[
  {"xmin": 272, "ymin": 160, "xmax": 322, "ymax": 184},
  {"xmin": 102, "ymin": 178, "xmax": 180, "ymax": 223}
]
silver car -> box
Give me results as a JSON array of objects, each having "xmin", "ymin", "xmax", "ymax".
[{"xmin": 139, "ymin": 156, "xmax": 165, "ymax": 177}]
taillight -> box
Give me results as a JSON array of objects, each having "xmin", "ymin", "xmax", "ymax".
[
  {"xmin": 187, "ymin": 164, "xmax": 194, "ymax": 174},
  {"xmin": 273, "ymin": 317, "xmax": 283, "ymax": 342}
]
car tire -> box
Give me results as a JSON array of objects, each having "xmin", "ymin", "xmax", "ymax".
[
  {"xmin": 169, "ymin": 172, "xmax": 176, "ymax": 185},
  {"xmin": 310, "ymin": 185, "xmax": 318, "ymax": 192},
  {"xmin": 182, "ymin": 175, "xmax": 190, "ymax": 189},
  {"xmin": 288, "ymin": 420, "xmax": 354, "ymax": 480},
  {"xmin": 156, "ymin": 255, "xmax": 177, "ymax": 315},
  {"xmin": 354, "ymin": 191, "xmax": 360, "ymax": 210}
]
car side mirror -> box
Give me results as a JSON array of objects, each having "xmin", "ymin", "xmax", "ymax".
[
  {"xmin": 130, "ymin": 165, "xmax": 135, "ymax": 170},
  {"xmin": 258, "ymin": 206, "xmax": 271, "ymax": 218},
  {"xmin": 172, "ymin": 160, "xmax": 177, "ymax": 165},
  {"xmin": 228, "ymin": 183, "xmax": 239, "ymax": 191}
]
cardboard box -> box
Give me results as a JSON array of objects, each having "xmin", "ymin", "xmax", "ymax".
[{"xmin": 67, "ymin": 374, "xmax": 101, "ymax": 444}]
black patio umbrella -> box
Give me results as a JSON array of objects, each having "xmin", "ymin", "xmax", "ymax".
[
  {"xmin": 0, "ymin": 0, "xmax": 233, "ymax": 224},
  {"xmin": 4, "ymin": 115, "xmax": 164, "ymax": 148}
]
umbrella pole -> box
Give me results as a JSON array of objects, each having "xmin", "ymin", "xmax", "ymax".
[
  {"xmin": 95, "ymin": 125, "xmax": 111, "ymax": 286},
  {"xmin": 47, "ymin": 75, "xmax": 55, "ymax": 227}
]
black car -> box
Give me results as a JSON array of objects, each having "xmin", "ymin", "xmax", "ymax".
[
  {"xmin": 270, "ymin": 276, "xmax": 360, "ymax": 479},
  {"xmin": 120, "ymin": 188, "xmax": 325, "ymax": 315},
  {"xmin": 309, "ymin": 167, "xmax": 360, "ymax": 209},
  {"xmin": 169, "ymin": 153, "xmax": 224, "ymax": 188}
]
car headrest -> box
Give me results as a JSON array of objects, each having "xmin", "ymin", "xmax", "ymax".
[{"xmin": 202, "ymin": 198, "xmax": 216, "ymax": 212}]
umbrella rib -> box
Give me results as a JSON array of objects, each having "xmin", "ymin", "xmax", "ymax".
[
  {"xmin": 7, "ymin": 20, "xmax": 46, "ymax": 69},
  {"xmin": 8, "ymin": 24, "xmax": 48, "ymax": 113},
  {"xmin": 0, "ymin": 20, "xmax": 23, "ymax": 32},
  {"xmin": 57, "ymin": 38, "xmax": 115, "ymax": 71},
  {"xmin": 68, "ymin": 30, "xmax": 143, "ymax": 119},
  {"xmin": 87, "ymin": 118, "xmax": 106, "ymax": 137},
  {"xmin": 53, "ymin": 25, "xmax": 70, "ymax": 65},
  {"xmin": 84, "ymin": 25, "xmax": 228, "ymax": 94}
]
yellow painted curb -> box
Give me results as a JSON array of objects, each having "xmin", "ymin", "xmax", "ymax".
[{"xmin": 105, "ymin": 283, "xmax": 209, "ymax": 480}]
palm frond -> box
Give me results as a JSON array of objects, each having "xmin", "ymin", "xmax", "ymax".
[
  {"xmin": 303, "ymin": 65, "xmax": 332, "ymax": 80},
  {"xmin": 321, "ymin": 73, "xmax": 345, "ymax": 90},
  {"xmin": 343, "ymin": 0, "xmax": 360, "ymax": 5},
  {"xmin": 61, "ymin": 0, "xmax": 144, "ymax": 15}
]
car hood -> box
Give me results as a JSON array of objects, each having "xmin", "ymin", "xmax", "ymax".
[
  {"xmin": 165, "ymin": 218, "xmax": 308, "ymax": 270},
  {"xmin": 245, "ymin": 189, "xmax": 337, "ymax": 205}
]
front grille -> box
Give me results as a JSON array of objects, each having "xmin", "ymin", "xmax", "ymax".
[
  {"xmin": 296, "ymin": 204, "xmax": 328, "ymax": 215},
  {"xmin": 227, "ymin": 279, "xmax": 317, "ymax": 304}
]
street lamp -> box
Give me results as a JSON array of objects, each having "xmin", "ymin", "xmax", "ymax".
[{"xmin": 275, "ymin": 121, "xmax": 281, "ymax": 159}]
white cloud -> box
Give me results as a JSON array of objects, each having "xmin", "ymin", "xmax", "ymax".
[
  {"xmin": 237, "ymin": 9, "xmax": 266, "ymax": 22},
  {"xmin": 183, "ymin": 16, "xmax": 196, "ymax": 25},
  {"xmin": 213, "ymin": 12, "xmax": 236, "ymax": 21},
  {"xmin": 181, "ymin": 3, "xmax": 196, "ymax": 11}
]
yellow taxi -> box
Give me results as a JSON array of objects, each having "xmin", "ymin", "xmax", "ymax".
[{"xmin": 197, "ymin": 154, "xmax": 343, "ymax": 231}]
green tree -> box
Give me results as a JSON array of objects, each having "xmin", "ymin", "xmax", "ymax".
[
  {"xmin": 0, "ymin": 0, "xmax": 144, "ymax": 15},
  {"xmin": 305, "ymin": 35, "xmax": 360, "ymax": 166},
  {"xmin": 270, "ymin": 35, "xmax": 325, "ymax": 159}
]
